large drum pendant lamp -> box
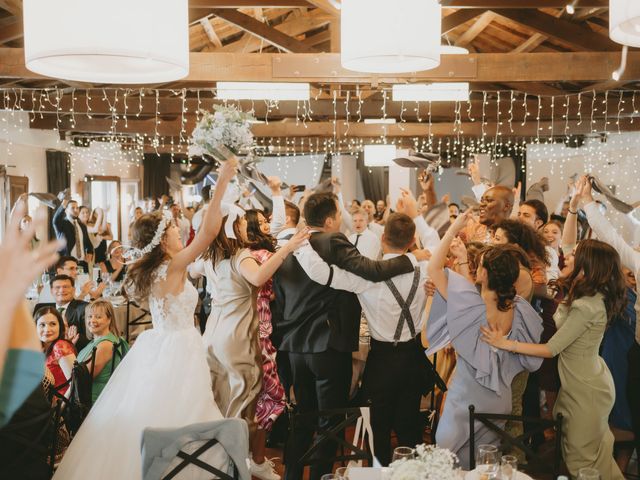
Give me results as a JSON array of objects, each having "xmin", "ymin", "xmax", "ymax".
[
  {"xmin": 341, "ymin": 0, "xmax": 441, "ymax": 74},
  {"xmin": 23, "ymin": 0, "xmax": 189, "ymax": 83},
  {"xmin": 610, "ymin": 0, "xmax": 640, "ymax": 47}
]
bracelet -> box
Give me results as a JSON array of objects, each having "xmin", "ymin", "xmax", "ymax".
[
  {"xmin": 458, "ymin": 261, "xmax": 469, "ymax": 266},
  {"xmin": 568, "ymin": 209, "xmax": 577, "ymax": 215}
]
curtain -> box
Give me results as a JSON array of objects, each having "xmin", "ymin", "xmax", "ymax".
[
  {"xmin": 357, "ymin": 155, "xmax": 388, "ymax": 202},
  {"xmin": 0, "ymin": 169, "xmax": 8, "ymax": 240},
  {"xmin": 143, "ymin": 153, "xmax": 172, "ymax": 200},
  {"xmin": 46, "ymin": 150, "xmax": 71, "ymax": 240}
]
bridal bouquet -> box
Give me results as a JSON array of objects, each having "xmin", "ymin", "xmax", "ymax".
[
  {"xmin": 390, "ymin": 445, "xmax": 460, "ymax": 480},
  {"xmin": 189, "ymin": 104, "xmax": 255, "ymax": 160}
]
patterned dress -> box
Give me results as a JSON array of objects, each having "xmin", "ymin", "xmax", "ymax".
[{"xmin": 251, "ymin": 249, "xmax": 287, "ymax": 431}]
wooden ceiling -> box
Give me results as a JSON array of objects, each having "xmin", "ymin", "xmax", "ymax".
[{"xmin": 0, "ymin": 0, "xmax": 637, "ymax": 152}]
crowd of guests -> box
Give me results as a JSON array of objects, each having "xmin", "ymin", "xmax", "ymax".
[{"xmin": 0, "ymin": 160, "xmax": 638, "ymax": 480}]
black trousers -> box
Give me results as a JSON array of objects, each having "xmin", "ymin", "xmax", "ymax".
[
  {"xmin": 362, "ymin": 339, "xmax": 426, "ymax": 466},
  {"xmin": 284, "ymin": 350, "xmax": 352, "ymax": 480},
  {"xmin": 627, "ymin": 341, "xmax": 640, "ymax": 456}
]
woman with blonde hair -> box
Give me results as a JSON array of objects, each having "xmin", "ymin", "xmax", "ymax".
[{"xmin": 76, "ymin": 299, "xmax": 129, "ymax": 402}]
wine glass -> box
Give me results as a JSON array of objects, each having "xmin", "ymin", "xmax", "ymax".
[
  {"xmin": 41, "ymin": 272, "xmax": 50, "ymax": 287},
  {"xmin": 577, "ymin": 467, "xmax": 600, "ymax": 480},
  {"xmin": 475, "ymin": 444, "xmax": 499, "ymax": 479},
  {"xmin": 335, "ymin": 466, "xmax": 349, "ymax": 479},
  {"xmin": 500, "ymin": 455, "xmax": 518, "ymax": 480},
  {"xmin": 391, "ymin": 446, "xmax": 415, "ymax": 462}
]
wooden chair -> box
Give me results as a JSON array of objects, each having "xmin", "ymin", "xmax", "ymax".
[{"xmin": 468, "ymin": 404, "xmax": 564, "ymax": 477}]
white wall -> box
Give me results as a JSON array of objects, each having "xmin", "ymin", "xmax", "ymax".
[{"xmin": 527, "ymin": 133, "xmax": 640, "ymax": 245}]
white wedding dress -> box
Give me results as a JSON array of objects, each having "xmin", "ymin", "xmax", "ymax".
[{"xmin": 53, "ymin": 262, "xmax": 223, "ymax": 479}]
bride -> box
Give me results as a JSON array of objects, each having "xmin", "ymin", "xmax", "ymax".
[{"xmin": 53, "ymin": 158, "xmax": 238, "ymax": 479}]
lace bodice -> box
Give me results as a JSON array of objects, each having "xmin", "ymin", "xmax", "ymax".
[{"xmin": 148, "ymin": 263, "xmax": 199, "ymax": 332}]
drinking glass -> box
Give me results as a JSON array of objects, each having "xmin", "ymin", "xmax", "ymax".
[
  {"xmin": 41, "ymin": 272, "xmax": 50, "ymax": 287},
  {"xmin": 335, "ymin": 466, "xmax": 349, "ymax": 479},
  {"xmin": 391, "ymin": 446, "xmax": 415, "ymax": 462},
  {"xmin": 500, "ymin": 455, "xmax": 518, "ymax": 480},
  {"xmin": 475, "ymin": 444, "xmax": 499, "ymax": 479},
  {"xmin": 577, "ymin": 468, "xmax": 600, "ymax": 480}
]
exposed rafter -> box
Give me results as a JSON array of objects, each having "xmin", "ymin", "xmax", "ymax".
[
  {"xmin": 440, "ymin": 0, "xmax": 607, "ymax": 7},
  {"xmin": 212, "ymin": 8, "xmax": 319, "ymax": 53},
  {"xmin": 492, "ymin": 9, "xmax": 618, "ymax": 51}
]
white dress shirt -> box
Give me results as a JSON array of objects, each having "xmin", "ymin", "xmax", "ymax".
[
  {"xmin": 295, "ymin": 248, "xmax": 428, "ymax": 343},
  {"xmin": 545, "ymin": 245, "xmax": 560, "ymax": 281},
  {"xmin": 276, "ymin": 227, "xmax": 297, "ymax": 249},
  {"xmin": 348, "ymin": 228, "xmax": 381, "ymax": 260},
  {"xmin": 269, "ymin": 195, "xmax": 287, "ymax": 236}
]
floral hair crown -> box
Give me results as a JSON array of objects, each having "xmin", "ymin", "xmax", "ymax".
[{"xmin": 121, "ymin": 213, "xmax": 172, "ymax": 264}]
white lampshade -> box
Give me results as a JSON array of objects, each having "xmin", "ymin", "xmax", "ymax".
[
  {"xmin": 341, "ymin": 0, "xmax": 441, "ymax": 73},
  {"xmin": 23, "ymin": 0, "xmax": 189, "ymax": 83},
  {"xmin": 216, "ymin": 82, "xmax": 310, "ymax": 101},
  {"xmin": 610, "ymin": 0, "xmax": 640, "ymax": 47},
  {"xmin": 364, "ymin": 144, "xmax": 396, "ymax": 167},
  {"xmin": 392, "ymin": 83, "xmax": 470, "ymax": 102}
]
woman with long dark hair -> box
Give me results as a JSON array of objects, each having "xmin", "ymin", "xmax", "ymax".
[
  {"xmin": 53, "ymin": 159, "xmax": 238, "ymax": 480},
  {"xmin": 34, "ymin": 306, "xmax": 76, "ymax": 396},
  {"xmin": 426, "ymin": 211, "xmax": 544, "ymax": 468},
  {"xmin": 482, "ymin": 239, "xmax": 627, "ymax": 479},
  {"xmin": 244, "ymin": 209, "xmax": 287, "ymax": 476},
  {"xmin": 197, "ymin": 206, "xmax": 308, "ymax": 480}
]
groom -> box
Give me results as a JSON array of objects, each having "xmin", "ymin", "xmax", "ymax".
[{"xmin": 272, "ymin": 192, "xmax": 416, "ymax": 480}]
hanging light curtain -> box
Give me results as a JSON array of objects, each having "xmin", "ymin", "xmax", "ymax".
[
  {"xmin": 23, "ymin": 0, "xmax": 189, "ymax": 83},
  {"xmin": 341, "ymin": 0, "xmax": 441, "ymax": 74},
  {"xmin": 610, "ymin": 0, "xmax": 640, "ymax": 47}
]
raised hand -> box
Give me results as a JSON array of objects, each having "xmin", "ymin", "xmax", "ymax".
[
  {"xmin": 450, "ymin": 209, "xmax": 472, "ymax": 234},
  {"xmin": 0, "ymin": 202, "xmax": 63, "ymax": 320},
  {"xmin": 400, "ymin": 188, "xmax": 419, "ymax": 218},
  {"xmin": 468, "ymin": 157, "xmax": 481, "ymax": 185},
  {"xmin": 331, "ymin": 177, "xmax": 341, "ymax": 194},
  {"xmin": 218, "ymin": 156, "xmax": 239, "ymax": 182},
  {"xmin": 512, "ymin": 181, "xmax": 522, "ymax": 201},
  {"xmin": 267, "ymin": 176, "xmax": 282, "ymax": 194},
  {"xmin": 66, "ymin": 325, "xmax": 80, "ymax": 345},
  {"xmin": 449, "ymin": 237, "xmax": 468, "ymax": 261},
  {"xmin": 412, "ymin": 249, "xmax": 432, "ymax": 262}
]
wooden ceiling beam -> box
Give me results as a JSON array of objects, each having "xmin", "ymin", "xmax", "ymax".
[
  {"xmin": 455, "ymin": 11, "xmax": 496, "ymax": 47},
  {"xmin": 212, "ymin": 8, "xmax": 319, "ymax": 53},
  {"xmin": 30, "ymin": 115, "xmax": 640, "ymax": 138},
  {"xmin": 492, "ymin": 8, "xmax": 618, "ymax": 51},
  {"xmin": 3, "ymin": 49, "xmax": 640, "ymax": 84},
  {"xmin": 209, "ymin": 9, "xmax": 330, "ymax": 52},
  {"xmin": 442, "ymin": 8, "xmax": 488, "ymax": 34},
  {"xmin": 0, "ymin": 16, "xmax": 22, "ymax": 44},
  {"xmin": 304, "ymin": 0, "xmax": 340, "ymax": 16},
  {"xmin": 440, "ymin": 1, "xmax": 607, "ymax": 7},
  {"xmin": 0, "ymin": 0, "xmax": 22, "ymax": 16},
  {"xmin": 190, "ymin": 0, "xmax": 311, "ymax": 7}
]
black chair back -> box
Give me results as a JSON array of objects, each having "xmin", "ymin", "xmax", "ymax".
[
  {"xmin": 125, "ymin": 301, "xmax": 152, "ymax": 342},
  {"xmin": 289, "ymin": 407, "xmax": 373, "ymax": 469},
  {"xmin": 468, "ymin": 404, "xmax": 564, "ymax": 477},
  {"xmin": 161, "ymin": 438, "xmax": 240, "ymax": 480}
]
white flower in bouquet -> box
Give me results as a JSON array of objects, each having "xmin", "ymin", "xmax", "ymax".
[
  {"xmin": 390, "ymin": 445, "xmax": 460, "ymax": 480},
  {"xmin": 189, "ymin": 104, "xmax": 255, "ymax": 159}
]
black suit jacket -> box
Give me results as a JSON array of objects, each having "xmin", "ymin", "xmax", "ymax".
[
  {"xmin": 272, "ymin": 231, "xmax": 414, "ymax": 354},
  {"xmin": 52, "ymin": 204, "xmax": 94, "ymax": 257},
  {"xmin": 33, "ymin": 299, "xmax": 90, "ymax": 351}
]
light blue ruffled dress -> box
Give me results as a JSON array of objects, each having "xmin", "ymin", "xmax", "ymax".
[{"xmin": 426, "ymin": 270, "xmax": 543, "ymax": 468}]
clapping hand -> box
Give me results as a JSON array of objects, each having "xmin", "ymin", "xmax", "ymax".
[
  {"xmin": 573, "ymin": 175, "xmax": 594, "ymax": 206},
  {"xmin": 66, "ymin": 325, "xmax": 80, "ymax": 345}
]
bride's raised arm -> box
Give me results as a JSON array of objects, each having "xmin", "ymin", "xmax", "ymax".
[
  {"xmin": 171, "ymin": 158, "xmax": 238, "ymax": 271},
  {"xmin": 427, "ymin": 210, "xmax": 472, "ymax": 300}
]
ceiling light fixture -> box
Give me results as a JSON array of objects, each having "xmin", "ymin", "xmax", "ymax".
[
  {"xmin": 364, "ymin": 144, "xmax": 396, "ymax": 167},
  {"xmin": 215, "ymin": 82, "xmax": 311, "ymax": 101},
  {"xmin": 565, "ymin": 1, "xmax": 577, "ymax": 15},
  {"xmin": 610, "ymin": 0, "xmax": 640, "ymax": 47},
  {"xmin": 23, "ymin": 0, "xmax": 189, "ymax": 83},
  {"xmin": 341, "ymin": 0, "xmax": 441, "ymax": 74},
  {"xmin": 391, "ymin": 83, "xmax": 470, "ymax": 102}
]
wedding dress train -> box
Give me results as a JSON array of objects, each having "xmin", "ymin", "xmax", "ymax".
[{"xmin": 53, "ymin": 263, "xmax": 223, "ymax": 479}]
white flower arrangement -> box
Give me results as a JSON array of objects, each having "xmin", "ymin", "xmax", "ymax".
[
  {"xmin": 189, "ymin": 104, "xmax": 255, "ymax": 158},
  {"xmin": 390, "ymin": 445, "xmax": 460, "ymax": 480}
]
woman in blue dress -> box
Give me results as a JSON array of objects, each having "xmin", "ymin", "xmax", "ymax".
[{"xmin": 426, "ymin": 211, "xmax": 544, "ymax": 468}]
